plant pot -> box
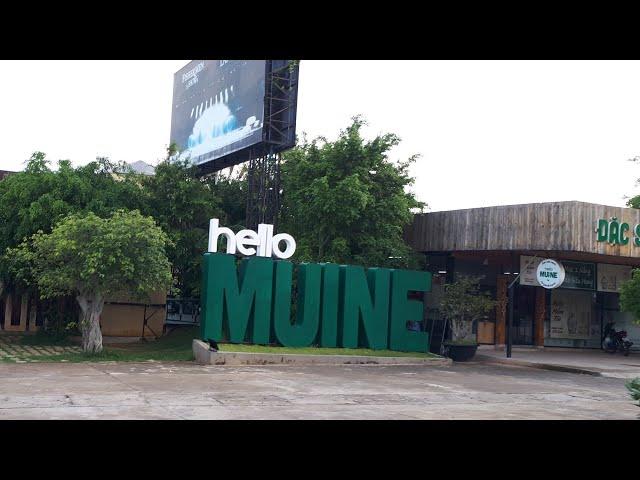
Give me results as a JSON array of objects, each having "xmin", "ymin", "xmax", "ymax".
[{"xmin": 443, "ymin": 342, "xmax": 478, "ymax": 362}]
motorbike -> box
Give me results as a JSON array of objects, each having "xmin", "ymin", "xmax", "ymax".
[{"xmin": 602, "ymin": 321, "xmax": 633, "ymax": 356}]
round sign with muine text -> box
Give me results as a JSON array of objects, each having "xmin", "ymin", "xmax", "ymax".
[{"xmin": 536, "ymin": 259, "xmax": 565, "ymax": 289}]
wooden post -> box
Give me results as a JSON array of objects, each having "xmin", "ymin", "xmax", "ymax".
[
  {"xmin": 534, "ymin": 287, "xmax": 546, "ymax": 347},
  {"xmin": 2, "ymin": 294, "xmax": 10, "ymax": 330},
  {"xmin": 28, "ymin": 298, "xmax": 39, "ymax": 332},
  {"xmin": 495, "ymin": 275, "xmax": 508, "ymax": 346}
]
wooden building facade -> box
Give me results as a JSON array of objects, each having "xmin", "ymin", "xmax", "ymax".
[
  {"xmin": 407, "ymin": 201, "xmax": 640, "ymax": 350},
  {"xmin": 0, "ymin": 290, "xmax": 166, "ymax": 340}
]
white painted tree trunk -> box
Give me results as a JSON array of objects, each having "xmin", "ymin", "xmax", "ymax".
[{"xmin": 76, "ymin": 294, "xmax": 105, "ymax": 353}]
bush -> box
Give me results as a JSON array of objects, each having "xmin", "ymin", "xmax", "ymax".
[{"xmin": 627, "ymin": 378, "xmax": 640, "ymax": 407}]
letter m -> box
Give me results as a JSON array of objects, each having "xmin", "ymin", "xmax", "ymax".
[{"xmin": 200, "ymin": 253, "xmax": 274, "ymax": 344}]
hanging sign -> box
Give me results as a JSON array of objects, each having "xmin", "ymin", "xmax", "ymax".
[{"xmin": 536, "ymin": 259, "xmax": 565, "ymax": 289}]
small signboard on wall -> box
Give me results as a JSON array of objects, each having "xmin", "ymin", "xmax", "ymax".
[
  {"xmin": 559, "ymin": 261, "xmax": 596, "ymax": 290},
  {"xmin": 519, "ymin": 255, "xmax": 541, "ymax": 286},
  {"xmin": 597, "ymin": 264, "xmax": 633, "ymax": 293}
]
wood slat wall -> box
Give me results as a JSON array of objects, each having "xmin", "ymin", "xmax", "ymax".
[{"xmin": 407, "ymin": 201, "xmax": 640, "ymax": 258}]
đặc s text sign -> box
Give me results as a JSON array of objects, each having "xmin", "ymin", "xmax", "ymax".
[{"xmin": 201, "ymin": 221, "xmax": 432, "ymax": 352}]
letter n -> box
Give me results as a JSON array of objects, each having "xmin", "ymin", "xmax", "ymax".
[{"xmin": 341, "ymin": 266, "xmax": 390, "ymax": 350}]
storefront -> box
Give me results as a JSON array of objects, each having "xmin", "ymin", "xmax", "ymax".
[{"xmin": 406, "ymin": 201, "xmax": 640, "ymax": 351}]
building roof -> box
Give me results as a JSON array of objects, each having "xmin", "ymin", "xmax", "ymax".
[
  {"xmin": 0, "ymin": 170, "xmax": 15, "ymax": 180},
  {"xmin": 407, "ymin": 201, "xmax": 640, "ymax": 260},
  {"xmin": 127, "ymin": 161, "xmax": 155, "ymax": 176}
]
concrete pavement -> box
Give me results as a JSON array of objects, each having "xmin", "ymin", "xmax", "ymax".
[
  {"xmin": 0, "ymin": 360, "xmax": 637, "ymax": 419},
  {"xmin": 476, "ymin": 345, "xmax": 640, "ymax": 379}
]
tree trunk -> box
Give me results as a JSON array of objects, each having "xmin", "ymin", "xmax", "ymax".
[{"xmin": 76, "ymin": 294, "xmax": 105, "ymax": 353}]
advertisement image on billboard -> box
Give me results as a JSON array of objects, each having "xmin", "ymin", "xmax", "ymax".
[{"xmin": 170, "ymin": 60, "xmax": 266, "ymax": 167}]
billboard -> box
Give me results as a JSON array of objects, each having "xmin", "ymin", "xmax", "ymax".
[{"xmin": 170, "ymin": 60, "xmax": 267, "ymax": 167}]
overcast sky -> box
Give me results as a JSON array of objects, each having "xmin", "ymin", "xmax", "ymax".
[{"xmin": 1, "ymin": 60, "xmax": 640, "ymax": 212}]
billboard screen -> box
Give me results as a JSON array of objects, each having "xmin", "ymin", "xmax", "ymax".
[{"xmin": 170, "ymin": 60, "xmax": 266, "ymax": 167}]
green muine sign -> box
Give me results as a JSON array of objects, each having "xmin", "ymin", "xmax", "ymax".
[{"xmin": 200, "ymin": 252, "xmax": 432, "ymax": 352}]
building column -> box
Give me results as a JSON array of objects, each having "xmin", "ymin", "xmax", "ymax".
[
  {"xmin": 4, "ymin": 293, "xmax": 28, "ymax": 332},
  {"xmin": 534, "ymin": 287, "xmax": 546, "ymax": 347},
  {"xmin": 29, "ymin": 298, "xmax": 39, "ymax": 332},
  {"xmin": 495, "ymin": 275, "xmax": 508, "ymax": 347},
  {"xmin": 2, "ymin": 294, "xmax": 9, "ymax": 330}
]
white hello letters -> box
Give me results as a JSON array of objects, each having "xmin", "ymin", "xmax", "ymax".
[{"xmin": 208, "ymin": 219, "xmax": 296, "ymax": 260}]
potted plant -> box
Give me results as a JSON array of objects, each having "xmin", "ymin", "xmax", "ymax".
[{"xmin": 439, "ymin": 275, "xmax": 496, "ymax": 362}]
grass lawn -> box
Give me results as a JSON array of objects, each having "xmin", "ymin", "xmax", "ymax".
[
  {"xmin": 19, "ymin": 326, "xmax": 437, "ymax": 363},
  {"xmin": 29, "ymin": 327, "xmax": 198, "ymax": 363}
]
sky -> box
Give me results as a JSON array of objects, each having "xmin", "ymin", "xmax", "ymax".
[{"xmin": 1, "ymin": 60, "xmax": 640, "ymax": 212}]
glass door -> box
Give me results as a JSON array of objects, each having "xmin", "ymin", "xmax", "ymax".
[{"xmin": 512, "ymin": 284, "xmax": 535, "ymax": 345}]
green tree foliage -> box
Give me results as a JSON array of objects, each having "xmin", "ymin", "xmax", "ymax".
[
  {"xmin": 214, "ymin": 166, "xmax": 248, "ymax": 231},
  {"xmin": 7, "ymin": 210, "xmax": 172, "ymax": 353},
  {"xmin": 439, "ymin": 275, "xmax": 496, "ymax": 343},
  {"xmin": 626, "ymin": 377, "xmax": 640, "ymax": 408},
  {"xmin": 279, "ymin": 117, "xmax": 424, "ymax": 269},
  {"xmin": 0, "ymin": 152, "xmax": 145, "ymax": 290},
  {"xmin": 627, "ymin": 156, "xmax": 640, "ymax": 208},
  {"xmin": 3, "ymin": 153, "xmax": 145, "ymax": 245},
  {"xmin": 139, "ymin": 159, "xmax": 246, "ymax": 297},
  {"xmin": 619, "ymin": 269, "xmax": 640, "ymax": 325}
]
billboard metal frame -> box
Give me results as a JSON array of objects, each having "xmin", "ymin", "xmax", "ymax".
[
  {"xmin": 196, "ymin": 60, "xmax": 299, "ymax": 176},
  {"xmin": 245, "ymin": 148, "xmax": 281, "ymax": 230},
  {"xmin": 190, "ymin": 60, "xmax": 298, "ymax": 229}
]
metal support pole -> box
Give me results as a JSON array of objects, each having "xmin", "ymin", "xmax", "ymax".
[{"xmin": 507, "ymin": 283, "xmax": 514, "ymax": 358}]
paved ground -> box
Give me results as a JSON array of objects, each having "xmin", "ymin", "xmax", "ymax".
[
  {"xmin": 0, "ymin": 335, "xmax": 82, "ymax": 362},
  {"xmin": 477, "ymin": 345, "xmax": 640, "ymax": 379},
  {"xmin": 0, "ymin": 360, "xmax": 637, "ymax": 419}
]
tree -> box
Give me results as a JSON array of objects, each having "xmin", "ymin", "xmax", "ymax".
[
  {"xmin": 0, "ymin": 152, "xmax": 148, "ymax": 335},
  {"xmin": 439, "ymin": 275, "xmax": 496, "ymax": 343},
  {"xmin": 7, "ymin": 210, "xmax": 172, "ymax": 353},
  {"xmin": 0, "ymin": 152, "xmax": 145, "ymax": 283},
  {"xmin": 626, "ymin": 378, "xmax": 640, "ymax": 408},
  {"xmin": 619, "ymin": 269, "xmax": 640, "ymax": 325},
  {"xmin": 279, "ymin": 116, "xmax": 425, "ymax": 269},
  {"xmin": 140, "ymin": 158, "xmax": 225, "ymax": 297}
]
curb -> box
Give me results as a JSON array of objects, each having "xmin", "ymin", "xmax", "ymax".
[
  {"xmin": 475, "ymin": 354, "xmax": 603, "ymax": 376},
  {"xmin": 193, "ymin": 340, "xmax": 452, "ymax": 366}
]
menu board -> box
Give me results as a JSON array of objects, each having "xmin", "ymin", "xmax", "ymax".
[
  {"xmin": 561, "ymin": 261, "xmax": 596, "ymax": 290},
  {"xmin": 597, "ymin": 264, "xmax": 633, "ymax": 293},
  {"xmin": 550, "ymin": 290, "xmax": 594, "ymax": 339}
]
